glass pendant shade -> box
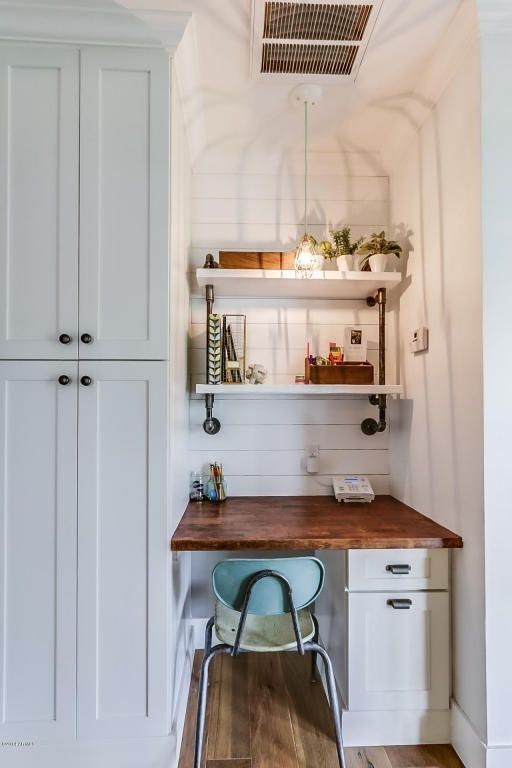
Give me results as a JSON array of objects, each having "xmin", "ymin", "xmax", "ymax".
[{"xmin": 294, "ymin": 233, "xmax": 321, "ymax": 277}]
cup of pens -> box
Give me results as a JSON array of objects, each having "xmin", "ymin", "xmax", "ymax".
[{"xmin": 207, "ymin": 463, "xmax": 227, "ymax": 503}]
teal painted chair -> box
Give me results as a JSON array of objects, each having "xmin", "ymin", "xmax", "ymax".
[{"xmin": 194, "ymin": 557, "xmax": 346, "ymax": 768}]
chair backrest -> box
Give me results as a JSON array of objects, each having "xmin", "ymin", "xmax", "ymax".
[{"xmin": 212, "ymin": 557, "xmax": 325, "ymax": 616}]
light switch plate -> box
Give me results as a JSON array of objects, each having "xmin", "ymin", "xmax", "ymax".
[{"xmin": 410, "ymin": 327, "xmax": 429, "ymax": 354}]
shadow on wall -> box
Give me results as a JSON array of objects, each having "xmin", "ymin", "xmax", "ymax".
[{"xmin": 379, "ymin": 84, "xmax": 476, "ymax": 537}]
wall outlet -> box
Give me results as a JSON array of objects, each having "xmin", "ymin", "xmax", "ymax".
[
  {"xmin": 410, "ymin": 327, "xmax": 429, "ymax": 354},
  {"xmin": 303, "ymin": 444, "xmax": 320, "ymax": 474}
]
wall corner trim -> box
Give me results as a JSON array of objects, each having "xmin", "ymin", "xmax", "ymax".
[
  {"xmin": 451, "ymin": 699, "xmax": 487, "ymax": 768},
  {"xmin": 0, "ymin": 3, "xmax": 191, "ymax": 49}
]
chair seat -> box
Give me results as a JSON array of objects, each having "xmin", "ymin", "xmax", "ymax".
[{"xmin": 214, "ymin": 600, "xmax": 315, "ymax": 652}]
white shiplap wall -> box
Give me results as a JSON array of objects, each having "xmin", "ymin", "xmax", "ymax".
[{"xmin": 188, "ymin": 152, "xmax": 394, "ymax": 498}]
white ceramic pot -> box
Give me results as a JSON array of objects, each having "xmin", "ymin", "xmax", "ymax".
[
  {"xmin": 336, "ymin": 253, "xmax": 356, "ymax": 271},
  {"xmin": 368, "ymin": 252, "xmax": 388, "ymax": 272}
]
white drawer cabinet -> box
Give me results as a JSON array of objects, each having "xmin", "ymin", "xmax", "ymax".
[
  {"xmin": 348, "ymin": 591, "xmax": 450, "ymax": 711},
  {"xmin": 317, "ymin": 546, "xmax": 452, "ymax": 742},
  {"xmin": 348, "ymin": 549, "xmax": 449, "ymax": 592}
]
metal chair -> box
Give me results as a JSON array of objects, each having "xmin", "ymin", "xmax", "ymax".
[{"xmin": 194, "ymin": 557, "xmax": 346, "ymax": 768}]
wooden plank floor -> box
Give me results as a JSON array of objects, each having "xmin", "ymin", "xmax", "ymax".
[{"xmin": 178, "ymin": 651, "xmax": 465, "ymax": 768}]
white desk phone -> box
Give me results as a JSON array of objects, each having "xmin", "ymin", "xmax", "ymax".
[{"xmin": 332, "ymin": 475, "xmax": 375, "ymax": 503}]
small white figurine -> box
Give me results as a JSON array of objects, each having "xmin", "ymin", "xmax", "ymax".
[{"xmin": 246, "ymin": 363, "xmax": 268, "ymax": 384}]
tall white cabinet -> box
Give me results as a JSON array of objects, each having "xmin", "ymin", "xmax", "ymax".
[
  {"xmin": 0, "ymin": 47, "xmax": 79, "ymax": 360},
  {"xmin": 0, "ymin": 44, "xmax": 168, "ymax": 361},
  {"xmin": 0, "ymin": 41, "xmax": 172, "ymax": 759},
  {"xmin": 0, "ymin": 362, "xmax": 78, "ymax": 742},
  {"xmin": 77, "ymin": 361, "xmax": 167, "ymax": 740},
  {"xmin": 79, "ymin": 48, "xmax": 169, "ymax": 360}
]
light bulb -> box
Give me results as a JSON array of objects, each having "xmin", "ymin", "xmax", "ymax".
[{"xmin": 294, "ymin": 234, "xmax": 321, "ymax": 278}]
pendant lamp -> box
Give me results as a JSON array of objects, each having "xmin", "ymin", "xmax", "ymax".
[{"xmin": 293, "ymin": 85, "xmax": 323, "ymax": 278}]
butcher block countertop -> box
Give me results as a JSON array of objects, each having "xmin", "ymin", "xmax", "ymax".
[{"xmin": 170, "ymin": 495, "xmax": 463, "ymax": 552}]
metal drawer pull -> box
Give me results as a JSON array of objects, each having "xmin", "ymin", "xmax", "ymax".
[
  {"xmin": 386, "ymin": 564, "xmax": 412, "ymax": 575},
  {"xmin": 387, "ymin": 598, "xmax": 412, "ymax": 610}
]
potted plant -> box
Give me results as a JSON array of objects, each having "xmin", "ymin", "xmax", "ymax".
[
  {"xmin": 319, "ymin": 228, "xmax": 364, "ymax": 271},
  {"xmin": 357, "ymin": 231, "xmax": 402, "ymax": 272}
]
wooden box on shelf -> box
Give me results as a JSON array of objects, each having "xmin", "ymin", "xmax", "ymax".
[
  {"xmin": 219, "ymin": 250, "xmax": 295, "ymax": 269},
  {"xmin": 305, "ymin": 358, "xmax": 374, "ymax": 385}
]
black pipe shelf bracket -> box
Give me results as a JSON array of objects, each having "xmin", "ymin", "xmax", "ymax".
[
  {"xmin": 361, "ymin": 286, "xmax": 388, "ymax": 435},
  {"xmin": 202, "ymin": 254, "xmax": 221, "ymax": 434}
]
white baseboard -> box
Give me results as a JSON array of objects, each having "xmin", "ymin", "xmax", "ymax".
[
  {"xmin": 171, "ymin": 620, "xmax": 196, "ymax": 764},
  {"xmin": 486, "ymin": 745, "xmax": 512, "ymax": 768},
  {"xmin": 341, "ymin": 709, "xmax": 451, "ymax": 747},
  {"xmin": 191, "ymin": 616, "xmax": 218, "ymax": 648},
  {"xmin": 451, "ymin": 699, "xmax": 486, "ymax": 768}
]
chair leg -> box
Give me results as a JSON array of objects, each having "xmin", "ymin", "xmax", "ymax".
[
  {"xmin": 307, "ymin": 642, "xmax": 346, "ymax": 768},
  {"xmin": 311, "ymin": 614, "xmax": 319, "ymax": 682},
  {"xmin": 204, "ymin": 617, "xmax": 214, "ymax": 656},
  {"xmin": 194, "ymin": 645, "xmax": 231, "ymax": 768}
]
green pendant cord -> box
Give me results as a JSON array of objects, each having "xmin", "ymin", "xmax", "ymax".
[{"xmin": 304, "ymin": 99, "xmax": 308, "ymax": 233}]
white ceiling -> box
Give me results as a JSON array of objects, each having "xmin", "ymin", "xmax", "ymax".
[
  {"xmin": 168, "ymin": 0, "xmax": 466, "ymax": 168},
  {"xmin": 10, "ymin": 0, "xmax": 469, "ymax": 166}
]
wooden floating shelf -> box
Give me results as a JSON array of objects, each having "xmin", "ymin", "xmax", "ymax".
[
  {"xmin": 196, "ymin": 384, "xmax": 403, "ymax": 396},
  {"xmin": 195, "ymin": 268, "xmax": 401, "ymax": 300}
]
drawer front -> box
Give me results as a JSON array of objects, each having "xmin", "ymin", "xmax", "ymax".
[
  {"xmin": 348, "ymin": 591, "xmax": 450, "ymax": 711},
  {"xmin": 347, "ymin": 549, "xmax": 449, "ymax": 591}
]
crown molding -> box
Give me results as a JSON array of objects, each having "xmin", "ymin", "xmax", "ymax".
[
  {"xmin": 0, "ymin": 3, "xmax": 191, "ymax": 50},
  {"xmin": 478, "ymin": 0, "xmax": 512, "ymax": 34}
]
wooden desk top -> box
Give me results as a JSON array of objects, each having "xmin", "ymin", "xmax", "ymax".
[{"xmin": 170, "ymin": 495, "xmax": 463, "ymax": 551}]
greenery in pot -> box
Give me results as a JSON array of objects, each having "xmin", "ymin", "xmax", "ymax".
[
  {"xmin": 357, "ymin": 231, "xmax": 402, "ymax": 269},
  {"xmin": 318, "ymin": 227, "xmax": 364, "ymax": 260}
]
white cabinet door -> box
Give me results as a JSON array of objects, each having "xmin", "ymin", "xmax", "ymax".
[
  {"xmin": 348, "ymin": 591, "xmax": 450, "ymax": 711},
  {"xmin": 77, "ymin": 361, "xmax": 167, "ymax": 739},
  {"xmin": 79, "ymin": 48, "xmax": 169, "ymax": 361},
  {"xmin": 0, "ymin": 46, "xmax": 79, "ymax": 359},
  {"xmin": 0, "ymin": 361, "xmax": 77, "ymax": 742}
]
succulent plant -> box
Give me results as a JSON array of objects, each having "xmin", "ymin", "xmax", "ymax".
[{"xmin": 318, "ymin": 227, "xmax": 364, "ymax": 260}]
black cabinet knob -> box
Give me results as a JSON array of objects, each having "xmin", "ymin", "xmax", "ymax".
[
  {"xmin": 59, "ymin": 333, "xmax": 72, "ymax": 344},
  {"xmin": 81, "ymin": 333, "xmax": 93, "ymax": 344},
  {"xmin": 80, "ymin": 376, "xmax": 93, "ymax": 387},
  {"xmin": 58, "ymin": 375, "xmax": 71, "ymax": 385}
]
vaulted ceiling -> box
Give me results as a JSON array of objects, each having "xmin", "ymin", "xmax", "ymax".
[
  {"xmin": 11, "ymin": 0, "xmax": 472, "ymax": 167},
  {"xmin": 170, "ymin": 0, "xmax": 468, "ymax": 168}
]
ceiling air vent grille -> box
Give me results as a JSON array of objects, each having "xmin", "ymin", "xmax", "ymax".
[
  {"xmin": 263, "ymin": 2, "xmax": 373, "ymax": 42},
  {"xmin": 251, "ymin": 0, "xmax": 382, "ymax": 81},
  {"xmin": 261, "ymin": 42, "xmax": 358, "ymax": 75}
]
